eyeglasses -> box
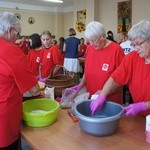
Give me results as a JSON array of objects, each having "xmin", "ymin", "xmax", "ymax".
[
  {"xmin": 89, "ymin": 36, "xmax": 101, "ymax": 46},
  {"xmin": 130, "ymin": 39, "xmax": 149, "ymax": 49}
]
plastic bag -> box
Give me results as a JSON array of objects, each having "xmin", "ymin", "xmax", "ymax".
[
  {"xmin": 71, "ymin": 92, "xmax": 90, "ymax": 115},
  {"xmin": 74, "ymin": 92, "xmax": 90, "ymax": 104},
  {"xmin": 44, "ymin": 87, "xmax": 54, "ymax": 100},
  {"xmin": 60, "ymin": 88, "xmax": 77, "ymax": 109}
]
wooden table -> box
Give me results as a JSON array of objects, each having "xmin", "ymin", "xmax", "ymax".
[{"xmin": 21, "ymin": 109, "xmax": 150, "ymax": 150}]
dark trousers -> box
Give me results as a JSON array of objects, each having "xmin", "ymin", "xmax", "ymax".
[{"xmin": 0, "ymin": 138, "xmax": 21, "ymax": 150}]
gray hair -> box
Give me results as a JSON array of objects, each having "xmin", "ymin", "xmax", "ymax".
[
  {"xmin": 128, "ymin": 19, "xmax": 150, "ymax": 40},
  {"xmin": 0, "ymin": 11, "xmax": 21, "ymax": 35},
  {"xmin": 84, "ymin": 21, "xmax": 106, "ymax": 41}
]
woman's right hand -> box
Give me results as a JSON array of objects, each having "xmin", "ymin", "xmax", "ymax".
[
  {"xmin": 71, "ymin": 84, "xmax": 83, "ymax": 93},
  {"xmin": 90, "ymin": 94, "xmax": 106, "ymax": 115}
]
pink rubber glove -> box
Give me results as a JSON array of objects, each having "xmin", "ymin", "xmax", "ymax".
[
  {"xmin": 90, "ymin": 94, "xmax": 106, "ymax": 115},
  {"xmin": 124, "ymin": 102, "xmax": 147, "ymax": 116},
  {"xmin": 39, "ymin": 77, "xmax": 47, "ymax": 83},
  {"xmin": 71, "ymin": 84, "xmax": 83, "ymax": 93}
]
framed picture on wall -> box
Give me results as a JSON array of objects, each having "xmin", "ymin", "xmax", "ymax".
[
  {"xmin": 76, "ymin": 9, "xmax": 86, "ymax": 32},
  {"xmin": 117, "ymin": 0, "xmax": 132, "ymax": 33}
]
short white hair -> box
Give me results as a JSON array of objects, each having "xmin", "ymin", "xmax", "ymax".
[
  {"xmin": 0, "ymin": 11, "xmax": 21, "ymax": 35},
  {"xmin": 84, "ymin": 21, "xmax": 106, "ymax": 41},
  {"xmin": 128, "ymin": 19, "xmax": 150, "ymax": 40}
]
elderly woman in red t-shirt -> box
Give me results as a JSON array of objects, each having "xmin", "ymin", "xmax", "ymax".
[
  {"xmin": 70, "ymin": 21, "xmax": 124, "ymax": 105},
  {"xmin": 0, "ymin": 12, "xmax": 40, "ymax": 149},
  {"xmin": 91, "ymin": 19, "xmax": 150, "ymax": 116}
]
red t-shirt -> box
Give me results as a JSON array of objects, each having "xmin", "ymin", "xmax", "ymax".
[
  {"xmin": 27, "ymin": 49, "xmax": 42, "ymax": 76},
  {"xmin": 79, "ymin": 44, "xmax": 87, "ymax": 57},
  {"xmin": 40, "ymin": 45, "xmax": 60, "ymax": 78},
  {"xmin": 111, "ymin": 51, "xmax": 150, "ymax": 116},
  {"xmin": 54, "ymin": 45, "xmax": 64, "ymax": 66},
  {"xmin": 85, "ymin": 42, "xmax": 124, "ymax": 104},
  {"xmin": 0, "ymin": 38, "xmax": 38, "ymax": 147}
]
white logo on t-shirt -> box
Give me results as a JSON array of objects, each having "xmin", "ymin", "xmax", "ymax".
[
  {"xmin": 36, "ymin": 57, "xmax": 40, "ymax": 63},
  {"xmin": 102, "ymin": 64, "xmax": 109, "ymax": 71},
  {"xmin": 47, "ymin": 53, "xmax": 51, "ymax": 58}
]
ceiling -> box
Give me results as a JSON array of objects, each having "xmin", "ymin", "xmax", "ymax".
[{"xmin": 0, "ymin": 0, "xmax": 74, "ymax": 12}]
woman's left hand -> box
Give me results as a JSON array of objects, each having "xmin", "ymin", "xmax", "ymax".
[{"xmin": 124, "ymin": 102, "xmax": 147, "ymax": 116}]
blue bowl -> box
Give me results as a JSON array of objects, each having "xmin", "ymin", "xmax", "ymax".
[{"xmin": 73, "ymin": 100, "xmax": 124, "ymax": 136}]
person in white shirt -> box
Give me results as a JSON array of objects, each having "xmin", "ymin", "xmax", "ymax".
[{"xmin": 120, "ymin": 40, "xmax": 134, "ymax": 55}]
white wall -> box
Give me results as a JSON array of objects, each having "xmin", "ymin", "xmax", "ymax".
[
  {"xmin": 64, "ymin": 12, "xmax": 74, "ymax": 38},
  {"xmin": 132, "ymin": 0, "xmax": 150, "ymax": 23},
  {"xmin": 0, "ymin": 8, "xmax": 64, "ymax": 40},
  {"xmin": 53, "ymin": 13, "xmax": 64, "ymax": 39}
]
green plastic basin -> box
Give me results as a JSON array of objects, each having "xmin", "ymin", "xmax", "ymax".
[{"xmin": 23, "ymin": 99, "xmax": 60, "ymax": 127}]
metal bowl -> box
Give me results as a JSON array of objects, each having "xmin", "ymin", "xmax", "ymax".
[{"xmin": 73, "ymin": 100, "xmax": 124, "ymax": 136}]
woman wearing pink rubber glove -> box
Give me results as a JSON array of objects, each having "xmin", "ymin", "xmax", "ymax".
[
  {"xmin": 90, "ymin": 94, "xmax": 106, "ymax": 115},
  {"xmin": 124, "ymin": 102, "xmax": 147, "ymax": 116},
  {"xmin": 91, "ymin": 19, "xmax": 150, "ymax": 116},
  {"xmin": 71, "ymin": 21, "xmax": 124, "ymax": 107},
  {"xmin": 68, "ymin": 21, "xmax": 124, "ymax": 112}
]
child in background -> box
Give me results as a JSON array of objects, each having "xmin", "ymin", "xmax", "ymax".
[
  {"xmin": 78, "ymin": 38, "xmax": 87, "ymax": 57},
  {"xmin": 58, "ymin": 37, "xmax": 65, "ymax": 65},
  {"xmin": 118, "ymin": 32, "xmax": 128, "ymax": 44},
  {"xmin": 78, "ymin": 38, "xmax": 87, "ymax": 78},
  {"xmin": 39, "ymin": 30, "xmax": 60, "ymax": 83},
  {"xmin": 27, "ymin": 33, "xmax": 42, "ymax": 79},
  {"xmin": 18, "ymin": 35, "xmax": 30, "ymax": 55}
]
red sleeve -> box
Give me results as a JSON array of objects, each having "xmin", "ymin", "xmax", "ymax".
[
  {"xmin": 13, "ymin": 56, "xmax": 38, "ymax": 93},
  {"xmin": 111, "ymin": 52, "xmax": 133, "ymax": 85}
]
